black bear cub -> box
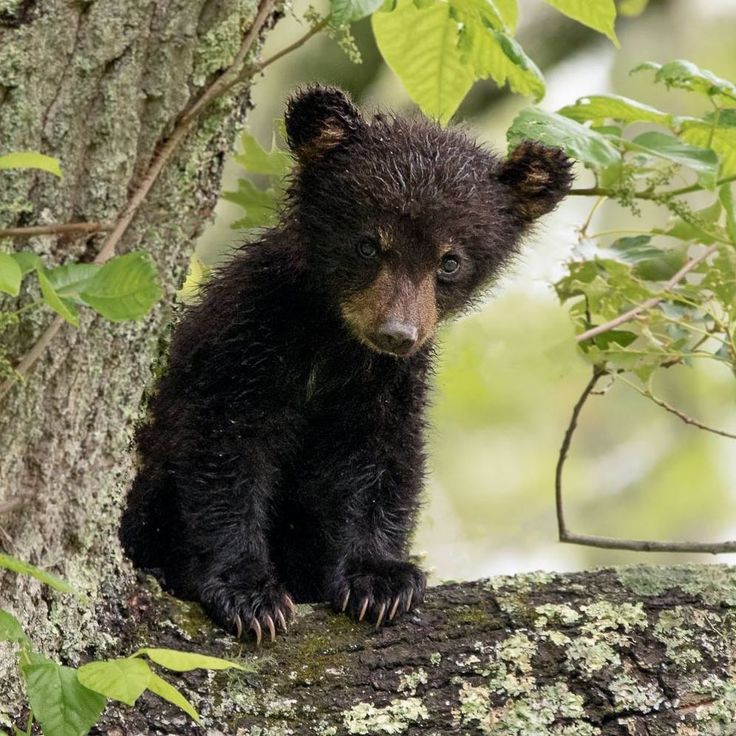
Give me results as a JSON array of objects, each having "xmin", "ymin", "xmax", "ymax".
[{"xmin": 120, "ymin": 86, "xmax": 572, "ymax": 643}]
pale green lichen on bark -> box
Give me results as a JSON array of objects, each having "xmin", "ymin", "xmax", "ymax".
[
  {"xmin": 343, "ymin": 697, "xmax": 429, "ymax": 734},
  {"xmin": 617, "ymin": 564, "xmax": 736, "ymax": 605}
]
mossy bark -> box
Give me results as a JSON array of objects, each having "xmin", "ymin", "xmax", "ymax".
[
  {"xmin": 9, "ymin": 565, "xmax": 736, "ymax": 734},
  {"xmin": 0, "ymin": 0, "xmax": 269, "ymax": 715}
]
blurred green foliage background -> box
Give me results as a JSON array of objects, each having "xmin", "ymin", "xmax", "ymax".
[{"xmin": 197, "ymin": 0, "xmax": 736, "ymax": 581}]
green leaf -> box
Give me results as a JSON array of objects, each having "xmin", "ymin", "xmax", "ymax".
[
  {"xmin": 21, "ymin": 657, "xmax": 105, "ymax": 736},
  {"xmin": 134, "ymin": 648, "xmax": 247, "ymax": 672},
  {"xmin": 11, "ymin": 251, "xmax": 41, "ymax": 276},
  {"xmin": 77, "ymin": 658, "xmax": 151, "ymax": 706},
  {"xmin": 331, "ymin": 0, "xmax": 385, "ymax": 22},
  {"xmin": 558, "ymin": 94, "xmax": 671, "ymax": 126},
  {"xmin": 233, "ymin": 132, "xmax": 292, "ymax": 178},
  {"xmin": 0, "ymin": 152, "xmax": 62, "ymax": 177},
  {"xmin": 0, "ymin": 609, "xmax": 26, "ymax": 643},
  {"xmin": 492, "ymin": 0, "xmax": 518, "ymax": 31},
  {"xmin": 632, "ymin": 60, "xmax": 736, "ymax": 105},
  {"xmin": 222, "ymin": 179, "xmax": 281, "ymax": 230},
  {"xmin": 629, "ymin": 131, "xmax": 719, "ymax": 189},
  {"xmin": 507, "ymin": 107, "xmax": 621, "ymax": 171},
  {"xmin": 0, "ymin": 553, "xmax": 76, "ymax": 594},
  {"xmin": 591, "ymin": 330, "xmax": 638, "ymax": 349},
  {"xmin": 37, "ymin": 267, "xmax": 80, "ymax": 327},
  {"xmin": 680, "ymin": 111, "xmax": 736, "ymax": 178},
  {"xmin": 618, "ymin": 0, "xmax": 648, "ymax": 16},
  {"xmin": 46, "ymin": 263, "xmax": 100, "ymax": 299},
  {"xmin": 372, "ymin": 0, "xmax": 474, "ymax": 123},
  {"xmin": 146, "ymin": 673, "xmax": 200, "ymax": 723},
  {"xmin": 454, "ymin": 2, "xmax": 545, "ymax": 102},
  {"xmin": 542, "ymin": 0, "xmax": 618, "ymax": 46},
  {"xmin": 720, "ymin": 183, "xmax": 736, "ymax": 245},
  {"xmin": 0, "ymin": 253, "xmax": 22, "ymax": 296},
  {"xmin": 78, "ymin": 253, "xmax": 161, "ymax": 321}
]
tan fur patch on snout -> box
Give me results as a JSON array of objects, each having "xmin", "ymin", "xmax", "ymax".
[{"xmin": 341, "ymin": 267, "xmax": 438, "ymax": 354}]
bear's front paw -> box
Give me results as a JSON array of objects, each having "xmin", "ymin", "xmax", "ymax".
[
  {"xmin": 201, "ymin": 573, "xmax": 296, "ymax": 645},
  {"xmin": 332, "ymin": 558, "xmax": 426, "ymax": 628}
]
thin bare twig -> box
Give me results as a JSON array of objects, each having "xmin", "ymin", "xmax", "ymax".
[
  {"xmin": 0, "ymin": 222, "xmax": 112, "ymax": 238},
  {"xmin": 0, "ymin": 0, "xmax": 278, "ymax": 401},
  {"xmin": 555, "ymin": 369, "xmax": 603, "ymax": 540},
  {"xmin": 645, "ymin": 391, "xmax": 736, "ymax": 440},
  {"xmin": 556, "ymin": 369, "xmax": 736, "ymax": 554},
  {"xmin": 253, "ymin": 17, "xmax": 330, "ymax": 74},
  {"xmin": 576, "ymin": 245, "xmax": 718, "ymax": 344},
  {"xmin": 569, "ymin": 172, "xmax": 736, "ymax": 200}
]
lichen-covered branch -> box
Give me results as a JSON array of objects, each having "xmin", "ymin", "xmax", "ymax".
[{"xmin": 7, "ymin": 564, "xmax": 729, "ymax": 735}]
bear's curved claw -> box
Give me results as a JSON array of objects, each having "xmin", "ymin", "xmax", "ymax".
[{"xmin": 332, "ymin": 558, "xmax": 426, "ymax": 628}]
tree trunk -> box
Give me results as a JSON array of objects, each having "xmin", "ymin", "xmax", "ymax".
[
  {"xmin": 0, "ymin": 0, "xmax": 270, "ymax": 713},
  {"xmin": 9, "ymin": 564, "xmax": 736, "ymax": 734}
]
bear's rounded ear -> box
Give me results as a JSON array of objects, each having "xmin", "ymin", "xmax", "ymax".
[
  {"xmin": 285, "ymin": 85, "xmax": 364, "ymax": 162},
  {"xmin": 497, "ymin": 140, "xmax": 574, "ymax": 221}
]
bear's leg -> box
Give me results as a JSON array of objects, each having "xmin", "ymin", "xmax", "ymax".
[
  {"xmin": 173, "ymin": 445, "xmax": 295, "ymax": 643},
  {"xmin": 327, "ymin": 443, "xmax": 427, "ymax": 627}
]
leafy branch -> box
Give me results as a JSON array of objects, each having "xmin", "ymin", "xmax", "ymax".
[{"xmin": 0, "ymin": 554, "xmax": 249, "ymax": 734}]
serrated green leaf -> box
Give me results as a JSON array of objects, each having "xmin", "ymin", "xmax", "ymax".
[
  {"xmin": 223, "ymin": 179, "xmax": 281, "ymax": 230},
  {"xmin": 559, "ymin": 94, "xmax": 671, "ymax": 126},
  {"xmin": 77, "ymin": 657, "xmax": 151, "ymax": 706},
  {"xmin": 331, "ymin": 0, "xmax": 385, "ymax": 22},
  {"xmin": 0, "ymin": 151, "xmax": 62, "ymax": 177},
  {"xmin": 454, "ymin": 5, "xmax": 544, "ymax": 102},
  {"xmin": 233, "ymin": 132, "xmax": 292, "ymax": 178},
  {"xmin": 720, "ymin": 183, "xmax": 736, "ymax": 245},
  {"xmin": 373, "ymin": 0, "xmax": 474, "ymax": 123},
  {"xmin": 46, "ymin": 263, "xmax": 100, "ymax": 300},
  {"xmin": 146, "ymin": 673, "xmax": 200, "ymax": 722},
  {"xmin": 633, "ymin": 60, "xmax": 736, "ymax": 104},
  {"xmin": 0, "ymin": 253, "xmax": 22, "ymax": 296},
  {"xmin": 78, "ymin": 253, "xmax": 161, "ymax": 321},
  {"xmin": 0, "ymin": 609, "xmax": 26, "ymax": 643},
  {"xmin": 542, "ymin": 0, "xmax": 618, "ymax": 46},
  {"xmin": 507, "ymin": 107, "xmax": 621, "ymax": 171},
  {"xmin": 0, "ymin": 553, "xmax": 76, "ymax": 594},
  {"xmin": 21, "ymin": 657, "xmax": 105, "ymax": 736},
  {"xmin": 134, "ymin": 648, "xmax": 247, "ymax": 672},
  {"xmin": 629, "ymin": 131, "xmax": 719, "ymax": 189},
  {"xmin": 37, "ymin": 267, "xmax": 80, "ymax": 327},
  {"xmin": 11, "ymin": 251, "xmax": 41, "ymax": 276}
]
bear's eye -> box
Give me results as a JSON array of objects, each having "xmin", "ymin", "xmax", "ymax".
[
  {"xmin": 356, "ymin": 237, "xmax": 379, "ymax": 260},
  {"xmin": 438, "ymin": 254, "xmax": 461, "ymax": 277}
]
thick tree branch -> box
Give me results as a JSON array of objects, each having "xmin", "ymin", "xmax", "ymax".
[{"xmin": 23, "ymin": 566, "xmax": 736, "ymax": 734}]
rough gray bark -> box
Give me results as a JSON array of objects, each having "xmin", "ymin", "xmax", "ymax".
[
  {"xmin": 0, "ymin": 0, "xmax": 267, "ymax": 713},
  {"xmin": 8, "ymin": 565, "xmax": 736, "ymax": 734}
]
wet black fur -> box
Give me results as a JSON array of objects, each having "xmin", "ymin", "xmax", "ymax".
[{"xmin": 120, "ymin": 86, "xmax": 572, "ymax": 637}]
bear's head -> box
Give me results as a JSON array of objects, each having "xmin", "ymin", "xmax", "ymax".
[{"xmin": 284, "ymin": 85, "xmax": 573, "ymax": 357}]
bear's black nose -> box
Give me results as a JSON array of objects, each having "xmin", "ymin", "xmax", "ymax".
[{"xmin": 374, "ymin": 320, "xmax": 418, "ymax": 355}]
